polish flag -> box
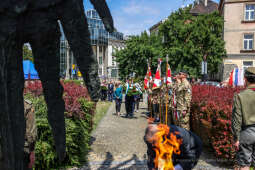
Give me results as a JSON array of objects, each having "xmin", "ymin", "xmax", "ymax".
[
  {"xmin": 153, "ymin": 66, "xmax": 161, "ymax": 88},
  {"xmin": 144, "ymin": 70, "xmax": 149, "ymax": 89},
  {"xmin": 166, "ymin": 64, "xmax": 172, "ymax": 84},
  {"xmin": 148, "ymin": 66, "xmax": 152, "ymax": 82},
  {"xmin": 144, "ymin": 77, "xmax": 148, "ymax": 89}
]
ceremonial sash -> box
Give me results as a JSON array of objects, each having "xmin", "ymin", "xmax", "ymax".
[{"xmin": 172, "ymin": 94, "xmax": 179, "ymax": 120}]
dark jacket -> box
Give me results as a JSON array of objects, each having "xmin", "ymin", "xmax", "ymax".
[
  {"xmin": 108, "ymin": 83, "xmax": 114, "ymax": 93},
  {"xmin": 145, "ymin": 125, "xmax": 203, "ymax": 170}
]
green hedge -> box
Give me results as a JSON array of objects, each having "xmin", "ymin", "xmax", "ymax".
[{"xmin": 25, "ymin": 94, "xmax": 92, "ymax": 169}]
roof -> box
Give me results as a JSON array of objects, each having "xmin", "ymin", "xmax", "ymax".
[
  {"xmin": 190, "ymin": 0, "xmax": 219, "ymax": 15},
  {"xmin": 149, "ymin": 18, "xmax": 168, "ymax": 33}
]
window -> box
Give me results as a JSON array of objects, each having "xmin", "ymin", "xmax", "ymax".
[
  {"xmin": 243, "ymin": 61, "xmax": 253, "ymax": 71},
  {"xmin": 99, "ymin": 56, "xmax": 103, "ymax": 65},
  {"xmin": 112, "ymin": 56, "xmax": 115, "ymax": 66},
  {"xmin": 111, "ymin": 69, "xmax": 118, "ymax": 78},
  {"xmin": 244, "ymin": 34, "xmax": 254, "ymax": 50},
  {"xmin": 245, "ymin": 4, "xmax": 255, "ymax": 21}
]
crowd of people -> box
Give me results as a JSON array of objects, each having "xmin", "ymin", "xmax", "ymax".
[
  {"xmin": 100, "ymin": 80, "xmax": 143, "ymax": 118},
  {"xmin": 147, "ymin": 71, "xmax": 192, "ymax": 130}
]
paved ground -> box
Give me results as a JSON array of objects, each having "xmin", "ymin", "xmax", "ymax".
[{"xmin": 78, "ymin": 97, "xmax": 233, "ymax": 170}]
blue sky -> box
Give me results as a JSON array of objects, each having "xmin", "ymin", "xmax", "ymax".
[{"xmin": 83, "ymin": 0, "xmax": 219, "ymax": 36}]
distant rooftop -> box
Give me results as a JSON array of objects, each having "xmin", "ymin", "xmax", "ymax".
[{"xmin": 190, "ymin": 0, "xmax": 218, "ymax": 15}]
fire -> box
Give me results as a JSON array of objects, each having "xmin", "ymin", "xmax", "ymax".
[{"xmin": 152, "ymin": 124, "xmax": 182, "ymax": 170}]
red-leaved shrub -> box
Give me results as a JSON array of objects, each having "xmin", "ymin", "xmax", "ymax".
[
  {"xmin": 24, "ymin": 80, "xmax": 94, "ymax": 119},
  {"xmin": 191, "ymin": 85, "xmax": 243, "ymax": 162}
]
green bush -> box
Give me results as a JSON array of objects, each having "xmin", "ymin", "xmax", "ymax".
[
  {"xmin": 25, "ymin": 95, "xmax": 92, "ymax": 169},
  {"xmin": 63, "ymin": 80, "xmax": 84, "ymax": 86}
]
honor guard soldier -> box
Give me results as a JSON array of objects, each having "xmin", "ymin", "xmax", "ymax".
[
  {"xmin": 152, "ymin": 86, "xmax": 160, "ymax": 122},
  {"xmin": 167, "ymin": 74, "xmax": 178, "ymax": 126},
  {"xmin": 148, "ymin": 82, "xmax": 153, "ymax": 117},
  {"xmin": 232, "ymin": 67, "xmax": 255, "ymax": 170},
  {"xmin": 175, "ymin": 71, "xmax": 192, "ymax": 130}
]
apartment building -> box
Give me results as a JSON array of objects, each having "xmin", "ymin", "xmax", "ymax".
[{"xmin": 219, "ymin": 0, "xmax": 255, "ymax": 80}]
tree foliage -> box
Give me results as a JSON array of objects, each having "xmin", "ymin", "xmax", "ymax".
[
  {"xmin": 23, "ymin": 44, "xmax": 33, "ymax": 62},
  {"xmin": 115, "ymin": 7, "xmax": 226, "ymax": 79},
  {"xmin": 160, "ymin": 7, "xmax": 226, "ymax": 77},
  {"xmin": 115, "ymin": 31, "xmax": 163, "ymax": 80}
]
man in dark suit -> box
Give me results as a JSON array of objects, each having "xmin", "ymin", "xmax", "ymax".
[
  {"xmin": 144, "ymin": 124, "xmax": 203, "ymax": 170},
  {"xmin": 108, "ymin": 81, "xmax": 114, "ymax": 102}
]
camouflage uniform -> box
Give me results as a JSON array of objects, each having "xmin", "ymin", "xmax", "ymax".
[
  {"xmin": 167, "ymin": 82, "xmax": 177, "ymax": 126},
  {"xmin": 160, "ymin": 84, "xmax": 168, "ymax": 124},
  {"xmin": 176, "ymin": 79, "xmax": 192, "ymax": 130},
  {"xmin": 24, "ymin": 99, "xmax": 37, "ymax": 170},
  {"xmin": 0, "ymin": 99, "xmax": 37, "ymax": 169},
  {"xmin": 152, "ymin": 88, "xmax": 160, "ymax": 119},
  {"xmin": 147, "ymin": 89, "xmax": 153, "ymax": 117}
]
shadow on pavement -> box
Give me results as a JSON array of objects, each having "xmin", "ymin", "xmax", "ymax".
[
  {"xmin": 94, "ymin": 153, "xmax": 148, "ymax": 170},
  {"xmin": 89, "ymin": 136, "xmax": 96, "ymax": 145}
]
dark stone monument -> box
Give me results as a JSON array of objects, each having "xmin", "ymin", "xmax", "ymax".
[{"xmin": 0, "ymin": 0, "xmax": 114, "ymax": 169}]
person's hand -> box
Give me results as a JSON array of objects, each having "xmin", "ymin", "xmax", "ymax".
[
  {"xmin": 182, "ymin": 110, "xmax": 187, "ymax": 116},
  {"xmin": 28, "ymin": 151, "xmax": 35, "ymax": 168},
  {"xmin": 234, "ymin": 141, "xmax": 239, "ymax": 151}
]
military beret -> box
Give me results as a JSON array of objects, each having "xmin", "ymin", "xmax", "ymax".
[
  {"xmin": 179, "ymin": 70, "xmax": 189, "ymax": 75},
  {"xmin": 246, "ymin": 67, "xmax": 255, "ymax": 75}
]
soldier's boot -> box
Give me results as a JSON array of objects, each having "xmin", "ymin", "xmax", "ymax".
[{"xmin": 30, "ymin": 26, "xmax": 66, "ymax": 161}]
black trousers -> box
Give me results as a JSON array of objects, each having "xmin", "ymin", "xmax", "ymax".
[
  {"xmin": 135, "ymin": 97, "xmax": 140, "ymax": 110},
  {"xmin": 125, "ymin": 95, "xmax": 134, "ymax": 116},
  {"xmin": 115, "ymin": 99, "xmax": 122, "ymax": 113},
  {"xmin": 152, "ymin": 104, "xmax": 159, "ymax": 118}
]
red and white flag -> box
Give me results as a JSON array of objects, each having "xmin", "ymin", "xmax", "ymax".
[
  {"xmin": 148, "ymin": 66, "xmax": 152, "ymax": 82},
  {"xmin": 153, "ymin": 65, "xmax": 161, "ymax": 88},
  {"xmin": 144, "ymin": 69, "xmax": 149, "ymax": 89},
  {"xmin": 166, "ymin": 64, "xmax": 172, "ymax": 84}
]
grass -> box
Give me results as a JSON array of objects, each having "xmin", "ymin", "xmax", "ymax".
[{"xmin": 93, "ymin": 101, "xmax": 112, "ymax": 130}]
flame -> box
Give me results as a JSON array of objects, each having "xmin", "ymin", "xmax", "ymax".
[{"xmin": 152, "ymin": 124, "xmax": 182, "ymax": 170}]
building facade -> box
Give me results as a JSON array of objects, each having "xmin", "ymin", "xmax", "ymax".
[
  {"xmin": 107, "ymin": 39, "xmax": 125, "ymax": 80},
  {"xmin": 219, "ymin": 0, "xmax": 255, "ymax": 81},
  {"xmin": 60, "ymin": 9, "xmax": 124, "ymax": 80}
]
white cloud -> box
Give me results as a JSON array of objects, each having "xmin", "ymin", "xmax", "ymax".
[{"xmin": 122, "ymin": 0, "xmax": 160, "ymax": 16}]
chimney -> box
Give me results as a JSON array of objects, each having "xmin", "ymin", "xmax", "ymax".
[{"xmin": 204, "ymin": 0, "xmax": 208, "ymax": 6}]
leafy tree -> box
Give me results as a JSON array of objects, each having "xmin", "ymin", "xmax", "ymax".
[
  {"xmin": 23, "ymin": 44, "xmax": 33, "ymax": 62},
  {"xmin": 115, "ymin": 7, "xmax": 226, "ymax": 79},
  {"xmin": 115, "ymin": 31, "xmax": 163, "ymax": 80},
  {"xmin": 159, "ymin": 7, "xmax": 226, "ymax": 77}
]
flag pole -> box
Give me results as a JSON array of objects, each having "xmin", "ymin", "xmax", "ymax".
[
  {"xmin": 158, "ymin": 58, "xmax": 162, "ymax": 123},
  {"xmin": 165, "ymin": 55, "xmax": 169, "ymax": 125}
]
